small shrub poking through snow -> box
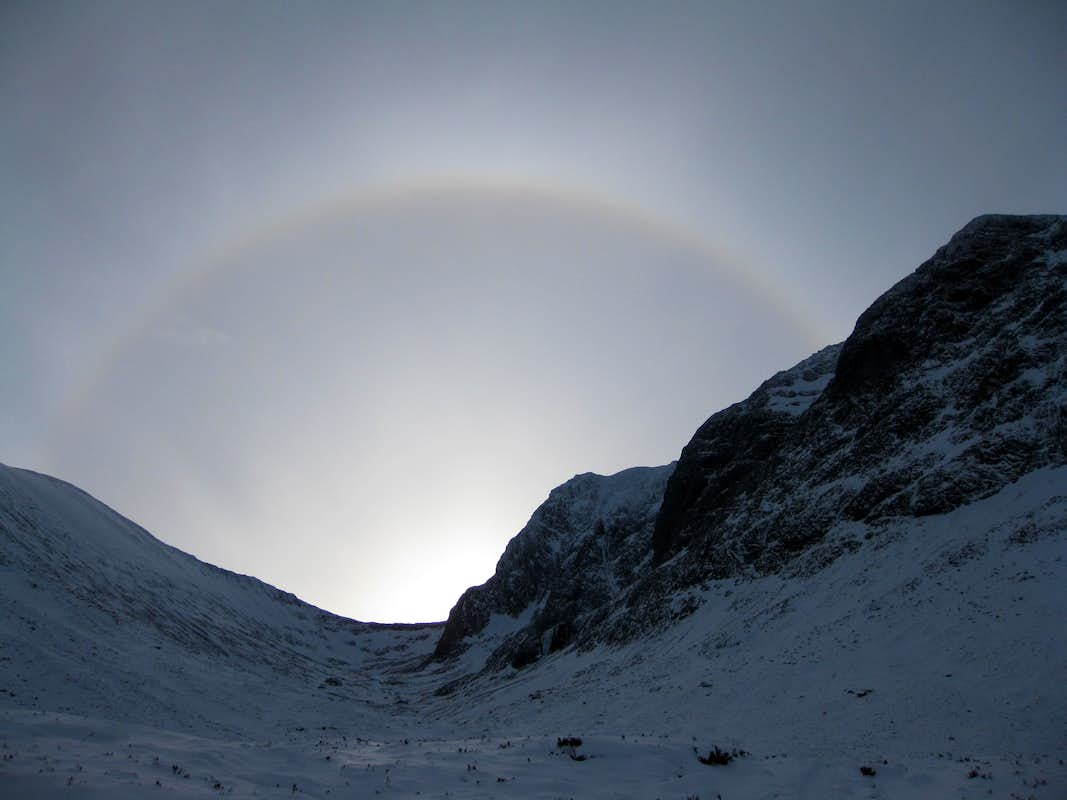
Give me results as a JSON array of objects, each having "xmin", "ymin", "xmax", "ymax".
[
  {"xmin": 696, "ymin": 746, "xmax": 748, "ymax": 766},
  {"xmin": 557, "ymin": 736, "xmax": 586, "ymax": 761}
]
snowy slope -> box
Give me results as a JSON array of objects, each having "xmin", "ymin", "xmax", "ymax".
[
  {"xmin": 0, "ymin": 464, "xmax": 440, "ymax": 740},
  {"xmin": 642, "ymin": 215, "xmax": 1067, "ymax": 634}
]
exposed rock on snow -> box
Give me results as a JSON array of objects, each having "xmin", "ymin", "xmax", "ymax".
[
  {"xmin": 653, "ymin": 214, "xmax": 1067, "ymax": 583},
  {"xmin": 433, "ymin": 464, "xmax": 674, "ymax": 668},
  {"xmin": 433, "ymin": 214, "xmax": 1067, "ymax": 667}
]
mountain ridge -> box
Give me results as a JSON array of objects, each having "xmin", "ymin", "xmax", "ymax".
[{"xmin": 432, "ymin": 213, "xmax": 1065, "ymax": 668}]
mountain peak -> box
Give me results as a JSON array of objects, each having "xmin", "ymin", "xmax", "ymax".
[{"xmin": 652, "ymin": 213, "xmax": 1066, "ymax": 579}]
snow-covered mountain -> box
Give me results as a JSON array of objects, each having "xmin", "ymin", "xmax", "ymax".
[
  {"xmin": 2, "ymin": 214, "xmax": 1065, "ymax": 798},
  {"xmin": 0, "ymin": 465, "xmax": 441, "ymax": 739},
  {"xmin": 433, "ymin": 464, "xmax": 675, "ymax": 670},
  {"xmin": 654, "ymin": 214, "xmax": 1067, "ymax": 577},
  {"xmin": 434, "ymin": 214, "xmax": 1067, "ymax": 669}
]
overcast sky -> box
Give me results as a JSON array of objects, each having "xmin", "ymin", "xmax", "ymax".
[{"xmin": 3, "ymin": 1, "xmax": 1065, "ymax": 622}]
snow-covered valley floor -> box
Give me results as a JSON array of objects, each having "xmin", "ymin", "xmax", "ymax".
[
  {"xmin": 4, "ymin": 708, "xmax": 1064, "ymax": 799},
  {"xmin": 2, "ymin": 465, "xmax": 1065, "ymax": 798}
]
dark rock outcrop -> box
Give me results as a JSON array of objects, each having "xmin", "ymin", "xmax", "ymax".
[
  {"xmin": 653, "ymin": 214, "xmax": 1067, "ymax": 579},
  {"xmin": 434, "ymin": 214, "xmax": 1066, "ymax": 665},
  {"xmin": 651, "ymin": 342, "xmax": 842, "ymax": 566},
  {"xmin": 433, "ymin": 464, "xmax": 674, "ymax": 667}
]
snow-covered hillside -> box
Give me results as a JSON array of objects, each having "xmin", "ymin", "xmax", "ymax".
[
  {"xmin": 0, "ymin": 464, "xmax": 440, "ymax": 740},
  {"xmin": 434, "ymin": 464, "xmax": 675, "ymax": 670},
  {"xmin": 2, "ymin": 214, "xmax": 1066, "ymax": 798}
]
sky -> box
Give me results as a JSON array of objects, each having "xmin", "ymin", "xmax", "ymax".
[{"xmin": 3, "ymin": 1, "xmax": 1065, "ymax": 622}]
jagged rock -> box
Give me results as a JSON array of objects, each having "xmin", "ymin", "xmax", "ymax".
[
  {"xmin": 653, "ymin": 214, "xmax": 1067, "ymax": 580},
  {"xmin": 434, "ymin": 214, "xmax": 1067, "ymax": 663},
  {"xmin": 433, "ymin": 465, "xmax": 674, "ymax": 666},
  {"xmin": 651, "ymin": 342, "xmax": 842, "ymax": 567}
]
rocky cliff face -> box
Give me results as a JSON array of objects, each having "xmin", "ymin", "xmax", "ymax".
[
  {"xmin": 432, "ymin": 464, "xmax": 673, "ymax": 669},
  {"xmin": 652, "ymin": 214, "xmax": 1066, "ymax": 588},
  {"xmin": 435, "ymin": 214, "xmax": 1067, "ymax": 666},
  {"xmin": 651, "ymin": 342, "xmax": 842, "ymax": 570}
]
